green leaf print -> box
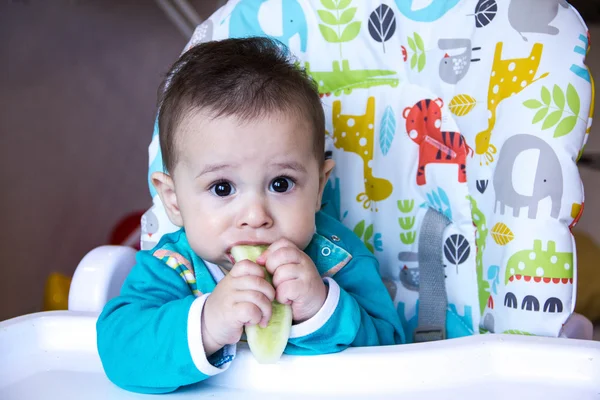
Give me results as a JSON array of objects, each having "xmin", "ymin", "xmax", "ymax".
[
  {"xmin": 541, "ymin": 86, "xmax": 551, "ymax": 105},
  {"xmin": 318, "ymin": 0, "xmax": 360, "ymax": 59},
  {"xmin": 554, "ymin": 115, "xmax": 577, "ymax": 137},
  {"xmin": 353, "ymin": 220, "xmax": 365, "ymax": 237},
  {"xmin": 407, "ymin": 36, "xmax": 416, "ymax": 52},
  {"xmin": 417, "ymin": 53, "xmax": 426, "ymax": 72},
  {"xmin": 525, "ymin": 83, "xmax": 582, "ymax": 138},
  {"xmin": 410, "ymin": 53, "xmax": 417, "ymax": 69},
  {"xmin": 414, "ymin": 32, "xmax": 424, "ymax": 51},
  {"xmin": 321, "ymin": 0, "xmax": 337, "ymax": 10},
  {"xmin": 523, "ymin": 99, "xmax": 542, "ymax": 109},
  {"xmin": 352, "ymin": 220, "xmax": 376, "ymax": 253},
  {"xmin": 318, "ymin": 10, "xmax": 339, "ymax": 25},
  {"xmin": 532, "ymin": 107, "xmax": 548, "ymax": 124},
  {"xmin": 567, "ymin": 83, "xmax": 580, "ymax": 115},
  {"xmin": 553, "ymin": 84, "xmax": 565, "ymax": 109},
  {"xmin": 542, "ymin": 109, "xmax": 562, "ymax": 130},
  {"xmin": 340, "ymin": 21, "xmax": 361, "ymax": 42},
  {"xmin": 365, "ymin": 224, "xmax": 374, "ymax": 241},
  {"xmin": 407, "ymin": 33, "xmax": 426, "ymax": 72},
  {"xmin": 319, "ymin": 24, "xmax": 340, "ymax": 42},
  {"xmin": 339, "ymin": 7, "xmax": 357, "ymax": 24}
]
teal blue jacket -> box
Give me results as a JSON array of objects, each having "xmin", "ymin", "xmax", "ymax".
[{"xmin": 97, "ymin": 211, "xmax": 404, "ymax": 394}]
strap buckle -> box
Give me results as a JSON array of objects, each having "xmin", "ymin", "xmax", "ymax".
[{"xmin": 413, "ymin": 325, "xmax": 445, "ymax": 343}]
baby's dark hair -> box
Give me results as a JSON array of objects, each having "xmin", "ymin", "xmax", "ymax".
[{"xmin": 158, "ymin": 37, "xmax": 325, "ymax": 174}]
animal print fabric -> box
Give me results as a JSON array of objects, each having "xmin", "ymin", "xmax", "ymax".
[{"xmin": 143, "ymin": 0, "xmax": 593, "ymax": 340}]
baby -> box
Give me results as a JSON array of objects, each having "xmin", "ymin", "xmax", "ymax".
[{"xmin": 97, "ymin": 37, "xmax": 404, "ymax": 394}]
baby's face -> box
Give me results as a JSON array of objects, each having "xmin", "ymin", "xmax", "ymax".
[{"xmin": 171, "ymin": 111, "xmax": 329, "ymax": 269}]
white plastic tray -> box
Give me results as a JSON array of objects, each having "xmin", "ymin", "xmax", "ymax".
[{"xmin": 1, "ymin": 311, "xmax": 600, "ymax": 399}]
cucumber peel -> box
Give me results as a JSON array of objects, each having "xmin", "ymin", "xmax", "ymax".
[{"xmin": 230, "ymin": 245, "xmax": 292, "ymax": 364}]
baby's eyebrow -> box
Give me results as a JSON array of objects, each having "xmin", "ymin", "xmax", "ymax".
[
  {"xmin": 273, "ymin": 162, "xmax": 307, "ymax": 173},
  {"xmin": 196, "ymin": 163, "xmax": 236, "ymax": 177}
]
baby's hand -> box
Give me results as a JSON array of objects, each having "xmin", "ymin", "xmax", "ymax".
[
  {"xmin": 202, "ymin": 260, "xmax": 275, "ymax": 356},
  {"xmin": 258, "ymin": 239, "xmax": 327, "ymax": 323}
]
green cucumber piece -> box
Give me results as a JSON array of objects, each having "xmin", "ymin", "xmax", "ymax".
[{"xmin": 230, "ymin": 245, "xmax": 292, "ymax": 364}]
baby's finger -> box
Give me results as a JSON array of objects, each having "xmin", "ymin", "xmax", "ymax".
[
  {"xmin": 229, "ymin": 259, "xmax": 265, "ymax": 279},
  {"xmin": 232, "ymin": 302, "xmax": 263, "ymax": 327},
  {"xmin": 256, "ymin": 238, "xmax": 296, "ymax": 264},
  {"xmin": 234, "ymin": 291, "xmax": 273, "ymax": 327},
  {"xmin": 274, "ymin": 280, "xmax": 303, "ymax": 305},
  {"xmin": 264, "ymin": 246, "xmax": 303, "ymax": 276},
  {"xmin": 232, "ymin": 275, "xmax": 276, "ymax": 302},
  {"xmin": 271, "ymin": 263, "xmax": 300, "ymax": 288}
]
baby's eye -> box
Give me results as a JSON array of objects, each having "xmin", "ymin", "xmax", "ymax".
[
  {"xmin": 269, "ymin": 177, "xmax": 295, "ymax": 193},
  {"xmin": 210, "ymin": 181, "xmax": 235, "ymax": 197}
]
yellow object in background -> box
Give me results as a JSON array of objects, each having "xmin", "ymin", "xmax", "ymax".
[{"xmin": 43, "ymin": 272, "xmax": 72, "ymax": 311}]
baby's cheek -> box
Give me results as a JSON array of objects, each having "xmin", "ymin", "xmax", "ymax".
[
  {"xmin": 186, "ymin": 229, "xmax": 211, "ymax": 257},
  {"xmin": 286, "ymin": 211, "xmax": 316, "ymax": 251},
  {"xmin": 186, "ymin": 216, "xmax": 223, "ymax": 259}
]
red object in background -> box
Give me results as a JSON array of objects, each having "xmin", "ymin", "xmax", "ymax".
[{"xmin": 109, "ymin": 211, "xmax": 144, "ymax": 250}]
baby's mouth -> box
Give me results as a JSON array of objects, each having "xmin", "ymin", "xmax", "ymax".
[
  {"xmin": 226, "ymin": 242, "xmax": 270, "ymax": 265},
  {"xmin": 226, "ymin": 252, "xmax": 235, "ymax": 265}
]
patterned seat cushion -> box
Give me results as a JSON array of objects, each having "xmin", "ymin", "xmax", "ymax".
[{"xmin": 144, "ymin": 0, "xmax": 594, "ymax": 340}]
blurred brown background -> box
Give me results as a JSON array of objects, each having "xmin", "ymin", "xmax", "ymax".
[
  {"xmin": 0, "ymin": 0, "xmax": 221, "ymax": 321},
  {"xmin": 0, "ymin": 0, "xmax": 599, "ymax": 325}
]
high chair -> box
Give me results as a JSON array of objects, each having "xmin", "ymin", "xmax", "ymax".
[
  {"xmin": 0, "ymin": 247, "xmax": 599, "ymax": 398},
  {"xmin": 145, "ymin": 0, "xmax": 596, "ymax": 341},
  {"xmin": 1, "ymin": 1, "xmax": 599, "ymax": 398}
]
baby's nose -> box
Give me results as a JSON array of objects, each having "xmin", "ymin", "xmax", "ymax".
[{"xmin": 238, "ymin": 197, "xmax": 273, "ymax": 229}]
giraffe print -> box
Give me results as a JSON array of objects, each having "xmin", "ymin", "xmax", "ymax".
[
  {"xmin": 475, "ymin": 42, "xmax": 549, "ymax": 165},
  {"xmin": 332, "ymin": 97, "xmax": 393, "ymax": 210}
]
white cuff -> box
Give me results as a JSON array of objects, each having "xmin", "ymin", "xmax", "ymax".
[
  {"xmin": 289, "ymin": 277, "xmax": 340, "ymax": 339},
  {"xmin": 187, "ymin": 293, "xmax": 236, "ymax": 375}
]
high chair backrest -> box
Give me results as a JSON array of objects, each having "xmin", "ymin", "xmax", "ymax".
[{"xmin": 142, "ymin": 0, "xmax": 593, "ymax": 342}]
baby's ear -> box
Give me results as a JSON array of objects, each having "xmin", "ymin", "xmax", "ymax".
[
  {"xmin": 316, "ymin": 159, "xmax": 335, "ymax": 211},
  {"xmin": 151, "ymin": 172, "xmax": 183, "ymax": 227}
]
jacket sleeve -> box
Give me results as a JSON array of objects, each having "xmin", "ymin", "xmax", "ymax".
[
  {"xmin": 285, "ymin": 254, "xmax": 405, "ymax": 355},
  {"xmin": 96, "ymin": 251, "xmax": 235, "ymax": 394}
]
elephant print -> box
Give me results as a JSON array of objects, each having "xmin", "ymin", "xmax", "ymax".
[
  {"xmin": 508, "ymin": 0, "xmax": 569, "ymax": 41},
  {"xmin": 228, "ymin": 0, "xmax": 308, "ymax": 52},
  {"xmin": 493, "ymin": 134, "xmax": 563, "ymax": 219},
  {"xmin": 394, "ymin": 0, "xmax": 460, "ymax": 22}
]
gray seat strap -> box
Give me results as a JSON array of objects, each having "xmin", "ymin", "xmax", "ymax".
[{"xmin": 414, "ymin": 208, "xmax": 451, "ymax": 343}]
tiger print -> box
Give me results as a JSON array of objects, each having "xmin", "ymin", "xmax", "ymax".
[{"xmin": 402, "ymin": 98, "xmax": 472, "ymax": 186}]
